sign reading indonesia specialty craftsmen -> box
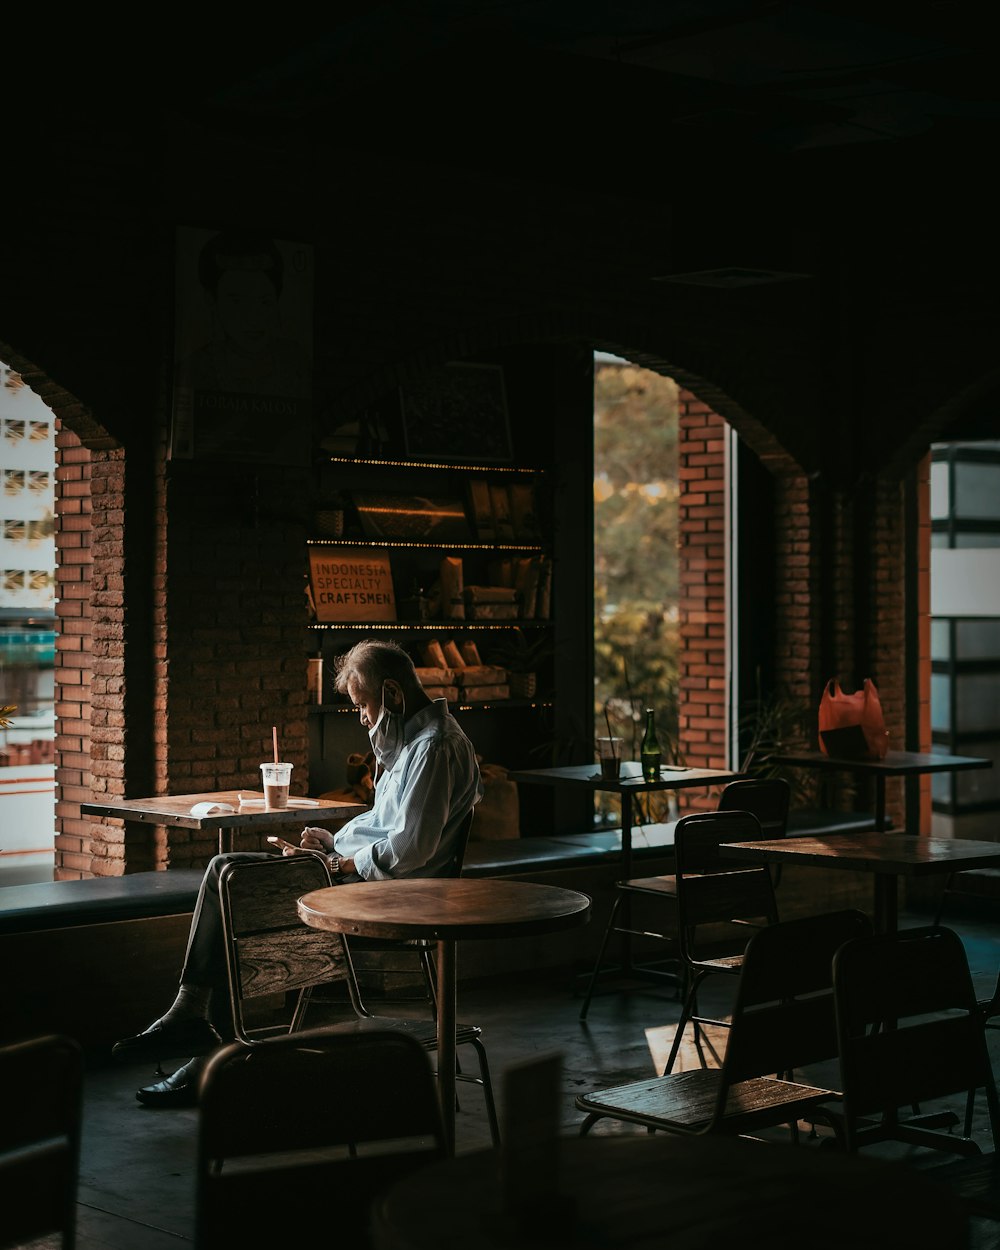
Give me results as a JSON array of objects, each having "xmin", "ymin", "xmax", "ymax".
[{"xmin": 309, "ymin": 547, "xmax": 396, "ymax": 622}]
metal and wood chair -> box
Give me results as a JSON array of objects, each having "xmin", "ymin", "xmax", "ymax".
[
  {"xmin": 0, "ymin": 1033, "xmax": 84, "ymax": 1250},
  {"xmin": 576, "ymin": 908, "xmax": 871, "ymax": 1140},
  {"xmin": 663, "ymin": 807, "xmax": 782, "ymax": 1073},
  {"xmin": 195, "ymin": 1026, "xmax": 446, "ymax": 1249},
  {"xmin": 217, "ymin": 851, "xmax": 500, "ymax": 1145},
  {"xmin": 830, "ymin": 923, "xmax": 1000, "ymax": 1158},
  {"xmin": 579, "ymin": 778, "xmax": 791, "ymax": 1021}
]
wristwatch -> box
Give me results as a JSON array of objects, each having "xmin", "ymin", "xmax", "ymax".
[{"xmin": 328, "ymin": 853, "xmax": 347, "ymax": 883}]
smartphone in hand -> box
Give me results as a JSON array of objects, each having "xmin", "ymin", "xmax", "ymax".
[{"xmin": 266, "ymin": 836, "xmax": 297, "ymax": 852}]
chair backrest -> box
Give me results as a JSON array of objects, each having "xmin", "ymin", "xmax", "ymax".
[
  {"xmin": 717, "ymin": 777, "xmax": 790, "ymax": 840},
  {"xmin": 449, "ymin": 805, "xmax": 476, "ymax": 878},
  {"xmin": 195, "ymin": 1026, "xmax": 446, "ymax": 1249},
  {"xmin": 719, "ymin": 908, "xmax": 873, "ymax": 1093},
  {"xmin": 0, "ymin": 1032, "xmax": 84, "ymax": 1250},
  {"xmin": 673, "ymin": 809, "xmax": 780, "ymax": 963},
  {"xmin": 832, "ymin": 924, "xmax": 1000, "ymax": 1152},
  {"xmin": 218, "ymin": 854, "xmax": 357, "ymax": 1044}
]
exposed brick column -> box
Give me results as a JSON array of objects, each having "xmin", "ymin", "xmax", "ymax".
[
  {"xmin": 772, "ymin": 471, "xmax": 816, "ymax": 712},
  {"xmin": 86, "ymin": 449, "xmax": 130, "ymax": 876},
  {"xmin": 677, "ymin": 390, "xmax": 727, "ymax": 812},
  {"xmin": 162, "ymin": 462, "xmax": 312, "ymax": 869},
  {"xmin": 53, "ymin": 425, "xmax": 93, "ymax": 879}
]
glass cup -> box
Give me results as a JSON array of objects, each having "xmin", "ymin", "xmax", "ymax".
[
  {"xmin": 596, "ymin": 737, "xmax": 623, "ymax": 780},
  {"xmin": 260, "ymin": 761, "xmax": 293, "ymax": 809}
]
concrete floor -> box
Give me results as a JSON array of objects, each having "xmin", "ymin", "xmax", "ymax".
[{"xmin": 13, "ymin": 899, "xmax": 1000, "ymax": 1249}]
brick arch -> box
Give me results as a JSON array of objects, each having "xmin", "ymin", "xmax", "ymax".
[
  {"xmin": 329, "ymin": 314, "xmax": 807, "ymax": 481},
  {"xmin": 883, "ymin": 368, "xmax": 1000, "ymax": 478},
  {"xmin": 334, "ymin": 318, "xmax": 816, "ymax": 806}
]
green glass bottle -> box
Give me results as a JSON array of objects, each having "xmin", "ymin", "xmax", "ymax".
[{"xmin": 641, "ymin": 707, "xmax": 661, "ymax": 781}]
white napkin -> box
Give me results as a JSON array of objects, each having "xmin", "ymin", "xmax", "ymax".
[{"xmin": 190, "ymin": 801, "xmax": 236, "ymax": 816}]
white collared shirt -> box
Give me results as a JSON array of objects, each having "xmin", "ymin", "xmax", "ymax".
[{"xmin": 333, "ymin": 699, "xmax": 482, "ymax": 880}]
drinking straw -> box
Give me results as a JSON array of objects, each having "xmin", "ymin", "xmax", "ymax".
[
  {"xmin": 604, "ymin": 704, "xmax": 617, "ymax": 760},
  {"xmin": 272, "ymin": 726, "xmax": 279, "ymax": 765}
]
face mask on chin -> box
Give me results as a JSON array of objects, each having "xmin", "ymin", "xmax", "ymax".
[{"xmin": 368, "ymin": 683, "xmax": 406, "ymax": 770}]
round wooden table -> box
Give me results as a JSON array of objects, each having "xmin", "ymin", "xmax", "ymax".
[
  {"xmin": 370, "ymin": 1133, "xmax": 967, "ymax": 1250},
  {"xmin": 297, "ymin": 877, "xmax": 592, "ymax": 1153}
]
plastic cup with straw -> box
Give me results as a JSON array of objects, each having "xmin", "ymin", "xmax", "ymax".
[{"xmin": 261, "ymin": 726, "xmax": 292, "ymax": 808}]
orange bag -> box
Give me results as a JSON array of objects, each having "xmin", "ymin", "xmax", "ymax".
[{"xmin": 818, "ymin": 678, "xmax": 889, "ymax": 760}]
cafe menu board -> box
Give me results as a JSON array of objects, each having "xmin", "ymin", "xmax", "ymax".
[{"xmin": 308, "ymin": 547, "xmax": 396, "ymax": 622}]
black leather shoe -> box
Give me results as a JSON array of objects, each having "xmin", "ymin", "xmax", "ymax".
[
  {"xmin": 136, "ymin": 1058, "xmax": 204, "ymax": 1109},
  {"xmin": 112, "ymin": 1017, "xmax": 222, "ymax": 1063}
]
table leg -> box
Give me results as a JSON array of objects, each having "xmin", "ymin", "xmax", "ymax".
[
  {"xmin": 436, "ymin": 938, "xmax": 457, "ymax": 1156},
  {"xmin": 873, "ymin": 875, "xmax": 898, "ymax": 934},
  {"xmin": 619, "ymin": 791, "xmax": 634, "ymax": 973},
  {"xmin": 218, "ymin": 826, "xmax": 233, "ymax": 855},
  {"xmin": 874, "ymin": 776, "xmax": 887, "ymax": 832}
]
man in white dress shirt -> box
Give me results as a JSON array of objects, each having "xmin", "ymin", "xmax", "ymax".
[{"xmin": 112, "ymin": 639, "xmax": 482, "ymax": 1106}]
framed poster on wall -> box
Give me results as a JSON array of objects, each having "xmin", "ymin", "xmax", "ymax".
[
  {"xmin": 400, "ymin": 362, "xmax": 512, "ymax": 463},
  {"xmin": 170, "ymin": 225, "xmax": 314, "ymax": 465}
]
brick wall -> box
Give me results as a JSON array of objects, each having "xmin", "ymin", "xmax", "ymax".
[
  {"xmin": 677, "ymin": 390, "xmax": 728, "ymax": 813},
  {"xmin": 52, "ymin": 424, "xmax": 93, "ymax": 879},
  {"xmin": 675, "ymin": 387, "xmax": 929, "ymax": 835},
  {"xmin": 159, "ymin": 460, "xmax": 314, "ymax": 869}
]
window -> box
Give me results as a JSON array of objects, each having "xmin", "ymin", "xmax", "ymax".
[{"xmin": 593, "ymin": 352, "xmax": 680, "ymax": 827}]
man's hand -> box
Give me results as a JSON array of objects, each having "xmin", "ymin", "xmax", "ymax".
[
  {"xmin": 300, "ymin": 826, "xmax": 336, "ymax": 853},
  {"xmin": 266, "ymin": 836, "xmax": 325, "ymax": 859}
]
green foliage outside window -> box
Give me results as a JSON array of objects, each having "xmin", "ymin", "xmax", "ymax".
[{"xmin": 594, "ymin": 359, "xmax": 681, "ymax": 827}]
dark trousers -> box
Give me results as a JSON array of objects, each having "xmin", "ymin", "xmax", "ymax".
[{"xmin": 179, "ymin": 852, "xmax": 274, "ymax": 989}]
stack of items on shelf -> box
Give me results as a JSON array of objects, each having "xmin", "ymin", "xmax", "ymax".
[
  {"xmin": 486, "ymin": 554, "xmax": 551, "ymax": 620},
  {"xmin": 434, "ymin": 554, "xmax": 552, "ymax": 623},
  {"xmin": 417, "ymin": 639, "xmax": 510, "ymax": 703}
]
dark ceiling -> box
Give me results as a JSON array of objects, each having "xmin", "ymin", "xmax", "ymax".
[
  {"xmin": 7, "ymin": 3, "xmax": 998, "ymax": 452},
  {"xmin": 18, "ymin": 3, "xmax": 1000, "ymax": 168},
  {"xmin": 195, "ymin": 2, "xmax": 1000, "ymax": 159}
]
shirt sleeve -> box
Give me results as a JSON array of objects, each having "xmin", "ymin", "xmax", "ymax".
[{"xmin": 344, "ymin": 734, "xmax": 464, "ymax": 881}]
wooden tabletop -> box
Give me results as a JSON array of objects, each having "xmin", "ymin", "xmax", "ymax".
[
  {"xmin": 719, "ymin": 832, "xmax": 1000, "ymax": 878},
  {"xmin": 770, "ymin": 749, "xmax": 992, "ymax": 777},
  {"xmin": 297, "ymin": 878, "xmax": 592, "ymax": 942},
  {"xmin": 370, "ymin": 1133, "xmax": 965, "ymax": 1250},
  {"xmin": 81, "ymin": 790, "xmax": 366, "ymax": 831},
  {"xmin": 508, "ymin": 763, "xmax": 744, "ymax": 794}
]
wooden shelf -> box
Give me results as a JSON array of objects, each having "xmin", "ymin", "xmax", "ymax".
[{"xmin": 307, "ymin": 538, "xmax": 545, "ymax": 552}]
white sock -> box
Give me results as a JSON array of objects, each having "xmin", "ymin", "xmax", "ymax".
[{"xmin": 157, "ymin": 984, "xmax": 211, "ymax": 1027}]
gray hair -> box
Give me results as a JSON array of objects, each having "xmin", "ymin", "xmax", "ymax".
[{"xmin": 332, "ymin": 639, "xmax": 420, "ymax": 699}]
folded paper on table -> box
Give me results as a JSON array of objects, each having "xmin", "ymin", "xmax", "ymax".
[{"xmin": 190, "ymin": 802, "xmax": 236, "ymax": 816}]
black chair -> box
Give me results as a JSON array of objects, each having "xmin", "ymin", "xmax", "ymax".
[
  {"xmin": 718, "ymin": 776, "xmax": 791, "ymax": 837},
  {"xmin": 934, "ymin": 866, "xmax": 1000, "ymax": 926},
  {"xmin": 195, "ymin": 1026, "xmax": 447, "ymax": 1250},
  {"xmin": 579, "ymin": 778, "xmax": 791, "ymax": 1022},
  {"xmin": 830, "ymin": 923, "xmax": 1000, "ymax": 1158},
  {"xmin": 0, "ymin": 1033, "xmax": 84, "ymax": 1250},
  {"xmin": 575, "ymin": 908, "xmax": 871, "ymax": 1140},
  {"xmin": 217, "ymin": 852, "xmax": 500, "ymax": 1145},
  {"xmin": 663, "ymin": 808, "xmax": 780, "ymax": 1073}
]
